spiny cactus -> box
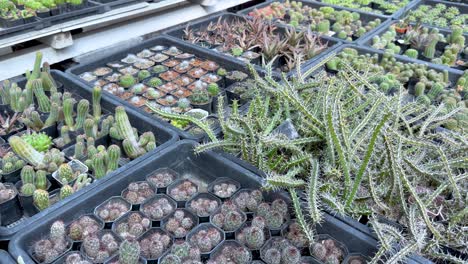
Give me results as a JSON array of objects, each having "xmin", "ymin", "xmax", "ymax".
[
  {"xmin": 33, "ymin": 189, "xmax": 49, "ymax": 210},
  {"xmin": 40, "ymin": 62, "xmax": 57, "ymax": 94},
  {"xmin": 0, "ymin": 152, "xmax": 24, "ymax": 174},
  {"xmin": 86, "ymin": 144, "xmax": 120, "ymax": 179},
  {"xmin": 63, "ymin": 98, "xmax": 75, "ymax": 130},
  {"xmin": 118, "ymin": 239, "xmax": 140, "ymax": 264},
  {"xmin": 75, "ymin": 99, "xmax": 89, "ymax": 130},
  {"xmin": 93, "ymin": 86, "xmax": 102, "ymax": 121},
  {"xmin": 9, "ymin": 136, "xmax": 44, "ymax": 167},
  {"xmin": 36, "ymin": 170, "xmax": 47, "ymax": 190},
  {"xmin": 60, "ymin": 180, "xmax": 74, "ymax": 200},
  {"xmin": 22, "ymin": 132, "xmax": 53, "ymax": 152},
  {"xmin": 57, "ymin": 163, "xmax": 76, "ymax": 183},
  {"xmin": 32, "ymin": 79, "xmax": 51, "ymax": 113}
]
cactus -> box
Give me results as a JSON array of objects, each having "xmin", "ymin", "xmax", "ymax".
[
  {"xmin": 281, "ymin": 245, "xmax": 301, "ymax": 263},
  {"xmin": 9, "ymin": 136, "xmax": 45, "ymax": 167},
  {"xmin": 40, "ymin": 62, "xmax": 58, "ymax": 94},
  {"xmin": 36, "ymin": 170, "xmax": 47, "ymax": 190},
  {"xmin": 22, "ymin": 132, "xmax": 53, "ymax": 152},
  {"xmin": 33, "ymin": 189, "xmax": 49, "ymax": 210},
  {"xmin": 92, "ymin": 152, "xmax": 106, "ymax": 179},
  {"xmin": 58, "ymin": 163, "xmax": 75, "ymax": 183},
  {"xmin": 32, "ymin": 79, "xmax": 51, "ymax": 113},
  {"xmin": 21, "ymin": 165, "xmax": 35, "ymax": 184},
  {"xmin": 60, "ymin": 181, "xmax": 74, "ymax": 200},
  {"xmin": 92, "ymin": 86, "xmax": 101, "ymax": 121},
  {"xmin": 317, "ymin": 20, "xmax": 330, "ymax": 33},
  {"xmin": 74, "ymin": 142, "xmax": 86, "ymax": 161},
  {"xmin": 119, "ymin": 239, "xmax": 140, "ymax": 264},
  {"xmin": 73, "ymin": 173, "xmax": 91, "ymax": 191},
  {"xmin": 21, "ymin": 183, "xmax": 36, "ymax": 196},
  {"xmin": 44, "ymin": 103, "xmax": 59, "ymax": 128},
  {"xmin": 245, "ymin": 226, "xmax": 265, "ymax": 249},
  {"xmin": 75, "ymin": 99, "xmax": 89, "ymax": 130},
  {"xmin": 63, "ymin": 98, "xmax": 75, "ymax": 130},
  {"xmin": 60, "ymin": 125, "xmax": 71, "ymax": 146},
  {"xmin": 107, "ymin": 145, "xmax": 120, "ymax": 171},
  {"xmin": 0, "ymin": 80, "xmax": 11, "ymax": 105},
  {"xmin": 428, "ymin": 83, "xmax": 444, "ymax": 100},
  {"xmin": 404, "ymin": 49, "xmax": 418, "ymax": 59},
  {"xmin": 423, "ymin": 39, "xmax": 437, "ymax": 59},
  {"xmin": 414, "ymin": 82, "xmax": 426, "ymax": 97},
  {"xmin": 119, "ymin": 74, "xmax": 136, "ymax": 88}
]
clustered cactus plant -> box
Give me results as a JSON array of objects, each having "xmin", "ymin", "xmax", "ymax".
[
  {"xmin": 188, "ymin": 225, "xmax": 222, "ymax": 252},
  {"xmin": 207, "ymin": 242, "xmax": 252, "ymax": 264},
  {"xmin": 236, "ymin": 216, "xmax": 267, "ymax": 250},
  {"xmin": 19, "ymin": 165, "xmax": 47, "ymax": 196},
  {"xmin": 122, "ymin": 181, "xmax": 154, "ymax": 204},
  {"xmin": 21, "ymin": 132, "xmax": 52, "ymax": 152},
  {"xmin": 261, "ymin": 238, "xmax": 301, "ymax": 264},
  {"xmin": 310, "ymin": 237, "xmax": 346, "ymax": 263},
  {"xmin": 141, "ymin": 195, "xmax": 175, "ymax": 220},
  {"xmin": 255, "ymin": 199, "xmax": 288, "ymax": 229},
  {"xmin": 212, "ymin": 181, "xmax": 238, "ymax": 198},
  {"xmin": 233, "ymin": 189, "xmax": 264, "ymax": 212},
  {"xmin": 0, "ymin": 152, "xmax": 24, "ymax": 174},
  {"xmin": 139, "ymin": 230, "xmax": 172, "ymax": 260},
  {"xmin": 405, "ymin": 3, "xmax": 466, "ymax": 30},
  {"xmin": 188, "ymin": 196, "xmax": 220, "ymax": 216},
  {"xmin": 82, "ymin": 231, "xmax": 120, "ymax": 262},
  {"xmin": 283, "ymin": 221, "xmax": 308, "ymax": 248},
  {"xmin": 163, "ymin": 209, "xmax": 195, "ymax": 237},
  {"xmin": 159, "ymin": 241, "xmax": 202, "ymax": 264},
  {"xmin": 33, "ymin": 221, "xmax": 69, "ymax": 262},
  {"xmin": 114, "ymin": 212, "xmax": 151, "ymax": 239},
  {"xmin": 211, "ymin": 201, "xmax": 246, "ymax": 231},
  {"xmin": 64, "ymin": 252, "xmax": 92, "ymax": 264},
  {"xmin": 96, "ymin": 198, "xmax": 130, "ymax": 222},
  {"xmin": 169, "ymin": 179, "xmax": 198, "ymax": 201},
  {"xmin": 146, "ymin": 169, "xmax": 177, "ymax": 188},
  {"xmin": 68, "ymin": 215, "xmax": 102, "ymax": 241}
]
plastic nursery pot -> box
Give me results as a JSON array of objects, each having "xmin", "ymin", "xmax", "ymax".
[
  {"xmin": 343, "ymin": 253, "xmax": 371, "ymax": 264},
  {"xmin": 231, "ymin": 188, "xmax": 264, "ymax": 219},
  {"xmin": 52, "ymin": 160, "xmax": 89, "ymax": 187},
  {"xmin": 65, "ymin": 214, "xmax": 105, "ymax": 244},
  {"xmin": 260, "ymin": 237, "xmax": 303, "ymax": 264},
  {"xmin": 161, "ymin": 209, "xmax": 199, "ymax": 239},
  {"xmin": 0, "ymin": 122, "xmax": 25, "ymax": 141},
  {"xmin": 94, "ymin": 196, "xmax": 132, "ymax": 229},
  {"xmin": 309, "ymin": 234, "xmax": 350, "ymax": 264},
  {"xmin": 0, "ymin": 249, "xmax": 15, "ymax": 263},
  {"xmin": 111, "ymin": 211, "xmax": 151, "ymax": 240},
  {"xmin": 187, "ymin": 223, "xmax": 225, "ymax": 256},
  {"xmin": 140, "ymin": 194, "xmax": 177, "ymax": 227},
  {"xmin": 145, "ymin": 168, "xmax": 180, "ymax": 194},
  {"xmin": 185, "ymin": 108, "xmax": 209, "ymax": 120},
  {"xmin": 15, "ymin": 180, "xmax": 51, "ymax": 217},
  {"xmin": 209, "ymin": 240, "xmax": 252, "ymax": 264},
  {"xmin": 186, "ymin": 193, "xmax": 221, "ymax": 223},
  {"xmin": 79, "ymin": 230, "xmax": 122, "ymax": 264},
  {"xmin": 190, "ymin": 98, "xmax": 213, "ymax": 114},
  {"xmin": 167, "ymin": 179, "xmax": 199, "ymax": 208},
  {"xmin": 0, "ymin": 167, "xmax": 21, "ymax": 185},
  {"xmin": 0, "ymin": 183, "xmax": 22, "ymax": 226},
  {"xmin": 208, "ymin": 177, "xmax": 241, "ymax": 200},
  {"xmin": 120, "ymin": 181, "xmax": 156, "ymax": 211},
  {"xmin": 137, "ymin": 228, "xmax": 173, "ymax": 262}
]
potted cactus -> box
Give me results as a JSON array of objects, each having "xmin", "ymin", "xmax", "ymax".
[
  {"xmin": 189, "ymin": 87, "xmax": 212, "ymax": 113},
  {"xmin": 0, "ymin": 182, "xmax": 22, "ymax": 225}
]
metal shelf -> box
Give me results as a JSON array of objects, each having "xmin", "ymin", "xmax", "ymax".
[{"xmin": 0, "ymin": 0, "xmax": 251, "ymax": 80}]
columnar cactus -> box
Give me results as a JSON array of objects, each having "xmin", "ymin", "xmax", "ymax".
[
  {"xmin": 423, "ymin": 38, "xmax": 438, "ymax": 59},
  {"xmin": 76, "ymin": 99, "xmax": 90, "ymax": 130},
  {"xmin": 93, "ymin": 86, "xmax": 102, "ymax": 121},
  {"xmin": 40, "ymin": 62, "xmax": 58, "ymax": 94},
  {"xmin": 21, "ymin": 165, "xmax": 35, "ymax": 184},
  {"xmin": 63, "ymin": 98, "xmax": 75, "ymax": 130},
  {"xmin": 44, "ymin": 103, "xmax": 59, "ymax": 127},
  {"xmin": 9, "ymin": 136, "xmax": 45, "ymax": 167},
  {"xmin": 36, "ymin": 170, "xmax": 48, "ymax": 190},
  {"xmin": 32, "ymin": 79, "xmax": 51, "ymax": 113},
  {"xmin": 33, "ymin": 189, "xmax": 50, "ymax": 210},
  {"xmin": 60, "ymin": 181, "xmax": 74, "ymax": 200},
  {"xmin": 73, "ymin": 173, "xmax": 92, "ymax": 191}
]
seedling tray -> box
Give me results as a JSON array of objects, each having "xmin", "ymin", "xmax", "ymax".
[
  {"xmin": 9, "ymin": 140, "xmax": 385, "ymax": 263},
  {"xmin": 0, "ymin": 70, "xmax": 178, "ymax": 241},
  {"xmin": 311, "ymin": 0, "xmax": 420, "ymax": 19},
  {"xmin": 360, "ymin": 20, "xmax": 466, "ymax": 71},
  {"xmin": 91, "ymin": 0, "xmax": 148, "ymax": 11},
  {"xmin": 66, "ymin": 35, "xmax": 258, "ymax": 142},
  {"xmin": 237, "ymin": 0, "xmax": 391, "ymax": 44},
  {"xmin": 164, "ymin": 12, "xmax": 342, "ymax": 76},
  {"xmin": 402, "ymin": 0, "xmax": 468, "ymax": 33}
]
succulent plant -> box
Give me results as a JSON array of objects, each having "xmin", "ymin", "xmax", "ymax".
[
  {"xmin": 211, "ymin": 201, "xmax": 246, "ymax": 231},
  {"xmin": 189, "ymin": 225, "xmax": 222, "ymax": 252},
  {"xmin": 122, "ymin": 181, "xmax": 154, "ymax": 204},
  {"xmin": 188, "ymin": 196, "xmax": 220, "ymax": 217},
  {"xmin": 67, "ymin": 215, "xmax": 102, "ymax": 241},
  {"xmin": 169, "ymin": 180, "xmax": 198, "ymax": 201},
  {"xmin": 160, "ymin": 241, "xmax": 201, "ymax": 264},
  {"xmin": 163, "ymin": 209, "xmax": 195, "ymax": 237},
  {"xmin": 236, "ymin": 217, "xmax": 267, "ymax": 250},
  {"xmin": 139, "ymin": 229, "xmax": 172, "ymax": 260},
  {"xmin": 115, "ymin": 212, "xmax": 150, "ymax": 240},
  {"xmin": 233, "ymin": 189, "xmax": 264, "ymax": 212},
  {"xmin": 119, "ymin": 74, "xmax": 136, "ymax": 88},
  {"xmin": 207, "ymin": 242, "xmax": 251, "ymax": 264},
  {"xmin": 311, "ymin": 237, "xmax": 346, "ymax": 263},
  {"xmin": 64, "ymin": 252, "xmax": 92, "ymax": 264},
  {"xmin": 0, "ymin": 151, "xmax": 24, "ymax": 174},
  {"xmin": 83, "ymin": 232, "xmax": 119, "ymax": 262},
  {"xmin": 142, "ymin": 195, "xmax": 176, "ymax": 220},
  {"xmin": 212, "ymin": 181, "xmax": 238, "ymax": 198},
  {"xmin": 146, "ymin": 168, "xmax": 177, "ymax": 188},
  {"xmin": 96, "ymin": 198, "xmax": 130, "ymax": 222}
]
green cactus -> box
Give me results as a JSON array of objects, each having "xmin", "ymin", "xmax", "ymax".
[
  {"xmin": 114, "ymin": 106, "xmax": 149, "ymax": 159},
  {"xmin": 21, "ymin": 183, "xmax": 36, "ymax": 196},
  {"xmin": 0, "ymin": 80, "xmax": 11, "ymax": 105},
  {"xmin": 36, "ymin": 170, "xmax": 47, "ymax": 190},
  {"xmin": 32, "ymin": 79, "xmax": 51, "ymax": 113},
  {"xmin": 92, "ymin": 152, "xmax": 106, "ymax": 179},
  {"xmin": 74, "ymin": 142, "xmax": 86, "ymax": 161},
  {"xmin": 58, "ymin": 163, "xmax": 74, "ymax": 183},
  {"xmin": 404, "ymin": 49, "xmax": 418, "ymax": 59},
  {"xmin": 119, "ymin": 239, "xmax": 140, "ymax": 264},
  {"xmin": 428, "ymin": 83, "xmax": 444, "ymax": 100},
  {"xmin": 40, "ymin": 62, "xmax": 57, "ymax": 94},
  {"xmin": 317, "ymin": 20, "xmax": 330, "ymax": 33},
  {"xmin": 33, "ymin": 189, "xmax": 49, "ymax": 211},
  {"xmin": 9, "ymin": 136, "xmax": 45, "ymax": 167},
  {"xmin": 60, "ymin": 125, "xmax": 71, "ymax": 146},
  {"xmin": 73, "ymin": 173, "xmax": 91, "ymax": 191},
  {"xmin": 423, "ymin": 39, "xmax": 437, "ymax": 59},
  {"xmin": 119, "ymin": 74, "xmax": 136, "ymax": 88},
  {"xmin": 107, "ymin": 145, "xmax": 120, "ymax": 172},
  {"xmin": 20, "ymin": 165, "xmax": 35, "ymax": 185},
  {"xmin": 60, "ymin": 181, "xmax": 74, "ymax": 200},
  {"xmin": 92, "ymin": 86, "xmax": 101, "ymax": 121},
  {"xmin": 63, "ymin": 98, "xmax": 75, "ymax": 130},
  {"xmin": 44, "ymin": 103, "xmax": 59, "ymax": 128},
  {"xmin": 22, "ymin": 132, "xmax": 53, "ymax": 152},
  {"xmin": 75, "ymin": 99, "xmax": 89, "ymax": 130},
  {"xmin": 414, "ymin": 82, "xmax": 426, "ymax": 97}
]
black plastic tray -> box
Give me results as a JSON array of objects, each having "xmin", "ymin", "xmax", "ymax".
[
  {"xmin": 91, "ymin": 0, "xmax": 148, "ymax": 11},
  {"xmin": 9, "ymin": 140, "xmax": 384, "ymax": 263},
  {"xmin": 164, "ymin": 12, "xmax": 343, "ymax": 77},
  {"xmin": 0, "ymin": 70, "xmax": 178, "ymax": 241},
  {"xmin": 66, "ymin": 35, "xmax": 258, "ymax": 142},
  {"xmin": 402, "ymin": 0, "xmax": 468, "ymax": 33},
  {"xmin": 237, "ymin": 0, "xmax": 391, "ymax": 44},
  {"xmin": 359, "ymin": 19, "xmax": 466, "ymax": 71},
  {"xmin": 310, "ymin": 0, "xmax": 420, "ymax": 19},
  {"xmin": 0, "ymin": 249, "xmax": 15, "ymax": 264}
]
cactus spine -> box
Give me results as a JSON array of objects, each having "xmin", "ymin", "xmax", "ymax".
[
  {"xmin": 58, "ymin": 163, "xmax": 74, "ymax": 183},
  {"xmin": 60, "ymin": 181, "xmax": 74, "ymax": 200},
  {"xmin": 33, "ymin": 189, "xmax": 49, "ymax": 211}
]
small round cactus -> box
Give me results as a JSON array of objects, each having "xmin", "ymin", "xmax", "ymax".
[
  {"xmin": 188, "ymin": 196, "xmax": 220, "ymax": 217},
  {"xmin": 33, "ymin": 220, "xmax": 69, "ymax": 263},
  {"xmin": 147, "ymin": 168, "xmax": 177, "ymax": 188},
  {"xmin": 310, "ymin": 236, "xmax": 346, "ymax": 263},
  {"xmin": 163, "ymin": 210, "xmax": 195, "ymax": 237},
  {"xmin": 142, "ymin": 195, "xmax": 176, "ymax": 220},
  {"xmin": 189, "ymin": 225, "xmax": 222, "ymax": 252},
  {"xmin": 119, "ymin": 74, "xmax": 136, "ymax": 88},
  {"xmin": 138, "ymin": 70, "xmax": 151, "ymax": 80},
  {"xmin": 122, "ymin": 181, "xmax": 155, "ymax": 204},
  {"xmin": 211, "ymin": 180, "xmax": 238, "ymax": 198},
  {"xmin": 96, "ymin": 198, "xmax": 130, "ymax": 222},
  {"xmin": 169, "ymin": 180, "xmax": 198, "ymax": 201},
  {"xmin": 68, "ymin": 215, "xmax": 101, "ymax": 241},
  {"xmin": 208, "ymin": 242, "xmax": 251, "ymax": 264},
  {"xmin": 211, "ymin": 201, "xmax": 246, "ymax": 231},
  {"xmin": 147, "ymin": 77, "xmax": 163, "ymax": 87},
  {"xmin": 114, "ymin": 212, "xmax": 150, "ymax": 239},
  {"xmin": 139, "ymin": 229, "xmax": 172, "ymax": 260},
  {"xmin": 233, "ymin": 189, "xmax": 264, "ymax": 212}
]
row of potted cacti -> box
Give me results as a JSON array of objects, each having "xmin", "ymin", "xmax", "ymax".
[
  {"xmin": 0, "ymin": 0, "xmax": 88, "ymax": 27},
  {"xmin": 318, "ymin": 0, "xmax": 412, "ymax": 16},
  {"xmin": 25, "ymin": 165, "xmax": 368, "ymax": 264},
  {"xmin": 246, "ymin": 0, "xmax": 383, "ymax": 42},
  {"xmin": 0, "ymin": 52, "xmax": 160, "ymax": 228},
  {"xmin": 403, "ymin": 1, "xmax": 467, "ymax": 31}
]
